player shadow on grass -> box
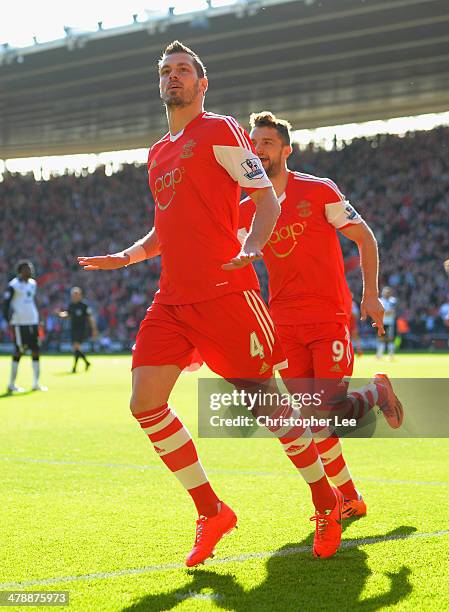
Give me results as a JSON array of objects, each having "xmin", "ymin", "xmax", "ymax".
[
  {"xmin": 54, "ymin": 371, "xmax": 77, "ymax": 376},
  {"xmin": 122, "ymin": 525, "xmax": 415, "ymax": 612},
  {"xmin": 0, "ymin": 390, "xmax": 34, "ymax": 400}
]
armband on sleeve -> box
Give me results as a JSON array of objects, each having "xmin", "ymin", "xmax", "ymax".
[
  {"xmin": 325, "ymin": 200, "xmax": 362, "ymax": 229},
  {"xmin": 213, "ymin": 145, "xmax": 271, "ymax": 190}
]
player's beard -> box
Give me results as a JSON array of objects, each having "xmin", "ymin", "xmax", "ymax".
[
  {"xmin": 162, "ymin": 80, "xmax": 200, "ymax": 108},
  {"xmin": 263, "ymin": 155, "xmax": 283, "ymax": 179}
]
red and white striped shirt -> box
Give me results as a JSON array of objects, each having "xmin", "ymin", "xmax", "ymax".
[{"xmin": 148, "ymin": 111, "xmax": 272, "ymax": 304}]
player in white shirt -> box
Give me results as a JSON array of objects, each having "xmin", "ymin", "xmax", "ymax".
[
  {"xmin": 2, "ymin": 261, "xmax": 47, "ymax": 392},
  {"xmin": 377, "ymin": 286, "xmax": 397, "ymax": 359}
]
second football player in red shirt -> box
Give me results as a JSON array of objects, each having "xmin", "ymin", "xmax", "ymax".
[{"xmin": 239, "ymin": 112, "xmax": 404, "ymax": 518}]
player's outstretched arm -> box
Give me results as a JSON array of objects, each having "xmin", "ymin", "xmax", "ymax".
[
  {"xmin": 2, "ymin": 286, "xmax": 13, "ymax": 322},
  {"xmin": 222, "ymin": 186, "xmax": 279, "ymax": 270},
  {"xmin": 340, "ymin": 221, "xmax": 385, "ymax": 336},
  {"xmin": 444, "ymin": 259, "xmax": 449, "ymax": 277},
  {"xmin": 78, "ymin": 228, "xmax": 160, "ymax": 271}
]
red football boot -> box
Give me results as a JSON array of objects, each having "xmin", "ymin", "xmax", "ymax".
[
  {"xmin": 342, "ymin": 494, "xmax": 367, "ymax": 519},
  {"xmin": 373, "ymin": 373, "xmax": 404, "ymax": 429},
  {"xmin": 310, "ymin": 488, "xmax": 344, "ymax": 559},
  {"xmin": 185, "ymin": 502, "xmax": 237, "ymax": 567}
]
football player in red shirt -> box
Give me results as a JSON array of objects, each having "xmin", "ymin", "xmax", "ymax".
[
  {"xmin": 79, "ymin": 42, "xmax": 345, "ymax": 564},
  {"xmin": 239, "ymin": 112, "xmax": 404, "ymax": 519}
]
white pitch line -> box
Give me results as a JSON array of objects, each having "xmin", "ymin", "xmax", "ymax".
[
  {"xmin": 1, "ymin": 456, "xmax": 448, "ymax": 487},
  {"xmin": 352, "ymin": 475, "xmax": 449, "ymax": 487},
  {"xmin": 1, "ymin": 530, "xmax": 448, "ymax": 589},
  {"xmin": 0, "ymin": 456, "xmax": 160, "ymax": 472}
]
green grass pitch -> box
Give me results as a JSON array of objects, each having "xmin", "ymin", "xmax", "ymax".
[{"xmin": 1, "ymin": 354, "xmax": 448, "ymax": 611}]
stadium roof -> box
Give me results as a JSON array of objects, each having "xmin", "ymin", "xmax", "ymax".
[{"xmin": 1, "ymin": 0, "xmax": 449, "ymax": 158}]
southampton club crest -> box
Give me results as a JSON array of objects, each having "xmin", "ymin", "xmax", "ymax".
[
  {"xmin": 180, "ymin": 139, "xmax": 196, "ymax": 158},
  {"xmin": 241, "ymin": 157, "xmax": 264, "ymax": 180}
]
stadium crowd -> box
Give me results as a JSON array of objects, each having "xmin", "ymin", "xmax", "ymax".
[
  {"xmin": 295, "ymin": 125, "xmax": 449, "ymax": 345},
  {"xmin": 1, "ymin": 125, "xmax": 448, "ymax": 349}
]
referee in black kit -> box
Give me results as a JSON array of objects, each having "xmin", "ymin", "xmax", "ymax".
[{"xmin": 58, "ymin": 287, "xmax": 98, "ymax": 373}]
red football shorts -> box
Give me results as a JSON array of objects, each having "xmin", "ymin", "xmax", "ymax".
[
  {"xmin": 276, "ymin": 321, "xmax": 354, "ymax": 380},
  {"xmin": 132, "ymin": 289, "xmax": 287, "ymax": 379},
  {"xmin": 276, "ymin": 321, "xmax": 354, "ymax": 417}
]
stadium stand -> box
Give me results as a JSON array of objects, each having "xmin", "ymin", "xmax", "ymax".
[
  {"xmin": 1, "ymin": 125, "xmax": 448, "ymax": 351},
  {"xmin": 1, "ymin": 0, "xmax": 448, "ymax": 157}
]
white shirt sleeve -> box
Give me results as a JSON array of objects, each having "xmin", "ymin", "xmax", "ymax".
[
  {"xmin": 213, "ymin": 145, "xmax": 272, "ymax": 190},
  {"xmin": 325, "ymin": 200, "xmax": 362, "ymax": 229}
]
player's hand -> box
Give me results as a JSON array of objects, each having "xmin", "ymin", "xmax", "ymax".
[
  {"xmin": 444, "ymin": 259, "xmax": 449, "ymax": 277},
  {"xmin": 360, "ymin": 294, "xmax": 385, "ymax": 336},
  {"xmin": 77, "ymin": 253, "xmax": 130, "ymax": 271},
  {"xmin": 222, "ymin": 248, "xmax": 263, "ymax": 270}
]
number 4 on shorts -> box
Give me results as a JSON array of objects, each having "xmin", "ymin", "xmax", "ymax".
[{"xmin": 250, "ymin": 331, "xmax": 265, "ymax": 359}]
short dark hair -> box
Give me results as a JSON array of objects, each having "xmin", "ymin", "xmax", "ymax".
[
  {"xmin": 159, "ymin": 40, "xmax": 206, "ymax": 78},
  {"xmin": 17, "ymin": 260, "xmax": 32, "ymax": 274},
  {"xmin": 249, "ymin": 111, "xmax": 292, "ymax": 146}
]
